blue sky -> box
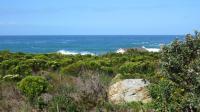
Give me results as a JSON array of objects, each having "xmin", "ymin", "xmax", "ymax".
[{"xmin": 0, "ymin": 0, "xmax": 199, "ymax": 35}]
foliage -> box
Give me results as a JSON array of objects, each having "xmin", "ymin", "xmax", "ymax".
[
  {"xmin": 154, "ymin": 31, "xmax": 200, "ymax": 111},
  {"xmin": 17, "ymin": 76, "xmax": 49, "ymax": 100},
  {"xmin": 48, "ymin": 95, "xmax": 78, "ymax": 112},
  {"xmin": 2, "ymin": 74, "xmax": 20, "ymax": 81},
  {"xmin": 0, "ymin": 45, "xmax": 159, "ymax": 111},
  {"xmin": 76, "ymin": 71, "xmax": 109, "ymax": 110},
  {"xmin": 102, "ymin": 101, "xmax": 153, "ymax": 112},
  {"xmin": 61, "ymin": 61, "xmax": 85, "ymax": 76},
  {"xmin": 119, "ymin": 61, "xmax": 155, "ymax": 74},
  {"xmin": 148, "ymin": 79, "xmax": 180, "ymax": 111}
]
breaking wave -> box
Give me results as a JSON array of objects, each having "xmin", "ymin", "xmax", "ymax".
[
  {"xmin": 57, "ymin": 50, "xmax": 95, "ymax": 55},
  {"xmin": 142, "ymin": 46, "xmax": 160, "ymax": 52},
  {"xmin": 116, "ymin": 46, "xmax": 160, "ymax": 53}
]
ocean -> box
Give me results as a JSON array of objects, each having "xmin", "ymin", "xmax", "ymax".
[{"xmin": 0, "ymin": 35, "xmax": 184, "ymax": 55}]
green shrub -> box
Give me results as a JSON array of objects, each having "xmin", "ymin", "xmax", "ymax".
[
  {"xmin": 61, "ymin": 61, "xmax": 84, "ymax": 76},
  {"xmin": 0, "ymin": 59, "xmax": 20, "ymax": 75},
  {"xmin": 35, "ymin": 96, "xmax": 48, "ymax": 110},
  {"xmin": 46, "ymin": 61, "xmax": 60, "ymax": 71},
  {"xmin": 60, "ymin": 58, "xmax": 73, "ymax": 66},
  {"xmin": 148, "ymin": 79, "xmax": 177, "ymax": 111},
  {"xmin": 24, "ymin": 59, "xmax": 47, "ymax": 73},
  {"xmin": 0, "ymin": 56, "xmax": 3, "ymax": 62},
  {"xmin": 8, "ymin": 64, "xmax": 32, "ymax": 78},
  {"xmin": 160, "ymin": 32, "xmax": 200, "ymax": 111},
  {"xmin": 17, "ymin": 76, "xmax": 49, "ymax": 100},
  {"xmin": 100, "ymin": 66, "xmax": 114, "ymax": 75},
  {"xmin": 119, "ymin": 61, "xmax": 155, "ymax": 75},
  {"xmin": 97, "ymin": 59, "xmax": 111, "ymax": 66},
  {"xmin": 86, "ymin": 61, "xmax": 101, "ymax": 69},
  {"xmin": 102, "ymin": 101, "xmax": 152, "ymax": 112},
  {"xmin": 33, "ymin": 55, "xmax": 48, "ymax": 60},
  {"xmin": 61, "ymin": 61, "xmax": 103, "ymax": 76},
  {"xmin": 48, "ymin": 95, "xmax": 78, "ymax": 112}
]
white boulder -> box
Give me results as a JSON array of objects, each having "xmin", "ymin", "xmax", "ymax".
[{"xmin": 108, "ymin": 79, "xmax": 151, "ymax": 104}]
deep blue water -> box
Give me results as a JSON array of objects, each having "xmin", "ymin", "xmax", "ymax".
[{"xmin": 0, "ymin": 35, "xmax": 184, "ymax": 54}]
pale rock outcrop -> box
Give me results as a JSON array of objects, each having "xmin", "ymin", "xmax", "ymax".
[{"xmin": 108, "ymin": 79, "xmax": 151, "ymax": 104}]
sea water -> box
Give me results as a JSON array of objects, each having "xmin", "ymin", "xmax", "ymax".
[{"xmin": 0, "ymin": 35, "xmax": 183, "ymax": 55}]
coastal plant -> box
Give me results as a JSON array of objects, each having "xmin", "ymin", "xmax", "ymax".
[
  {"xmin": 0, "ymin": 46, "xmax": 160, "ymax": 111},
  {"xmin": 119, "ymin": 61, "xmax": 155, "ymax": 75},
  {"xmin": 59, "ymin": 58, "xmax": 73, "ymax": 66},
  {"xmin": 33, "ymin": 54, "xmax": 49, "ymax": 60},
  {"xmin": 8, "ymin": 63, "xmax": 32, "ymax": 78},
  {"xmin": 61, "ymin": 60, "xmax": 110, "ymax": 76},
  {"xmin": 24, "ymin": 59, "xmax": 47, "ymax": 73},
  {"xmin": 17, "ymin": 76, "xmax": 49, "ymax": 100},
  {"xmin": 61, "ymin": 61, "xmax": 85, "ymax": 76},
  {"xmin": 75, "ymin": 70, "xmax": 110, "ymax": 111},
  {"xmin": 46, "ymin": 61, "xmax": 60, "ymax": 71},
  {"xmin": 148, "ymin": 79, "xmax": 179, "ymax": 111},
  {"xmin": 0, "ymin": 56, "xmax": 3, "ymax": 62},
  {"xmin": 160, "ymin": 31, "xmax": 200, "ymax": 111},
  {"xmin": 0, "ymin": 59, "xmax": 20, "ymax": 76},
  {"xmin": 102, "ymin": 101, "xmax": 152, "ymax": 112},
  {"xmin": 48, "ymin": 95, "xmax": 78, "ymax": 112}
]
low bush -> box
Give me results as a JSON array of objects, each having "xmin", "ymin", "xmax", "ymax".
[
  {"xmin": 148, "ymin": 79, "xmax": 178, "ymax": 111},
  {"xmin": 17, "ymin": 76, "xmax": 49, "ymax": 100},
  {"xmin": 48, "ymin": 95, "xmax": 78, "ymax": 112},
  {"xmin": 0, "ymin": 44, "xmax": 160, "ymax": 111},
  {"xmin": 59, "ymin": 58, "xmax": 73, "ymax": 66},
  {"xmin": 46, "ymin": 61, "xmax": 60, "ymax": 71},
  {"xmin": 61, "ymin": 61, "xmax": 84, "ymax": 76},
  {"xmin": 24, "ymin": 59, "xmax": 47, "ymax": 73},
  {"xmin": 119, "ymin": 61, "xmax": 155, "ymax": 75}
]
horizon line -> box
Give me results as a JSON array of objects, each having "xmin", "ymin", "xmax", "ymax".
[{"xmin": 0, "ymin": 34, "xmax": 185, "ymax": 36}]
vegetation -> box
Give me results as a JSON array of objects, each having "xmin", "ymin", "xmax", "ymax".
[
  {"xmin": 151, "ymin": 31, "xmax": 200, "ymax": 111},
  {"xmin": 17, "ymin": 76, "xmax": 49, "ymax": 100},
  {"xmin": 1, "ymin": 32, "xmax": 200, "ymax": 111}
]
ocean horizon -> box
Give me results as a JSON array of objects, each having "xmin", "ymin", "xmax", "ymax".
[{"xmin": 0, "ymin": 35, "xmax": 184, "ymax": 55}]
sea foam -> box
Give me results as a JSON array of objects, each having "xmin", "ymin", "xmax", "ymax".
[
  {"xmin": 57, "ymin": 50, "xmax": 95, "ymax": 55},
  {"xmin": 116, "ymin": 48, "xmax": 126, "ymax": 54},
  {"xmin": 142, "ymin": 46, "xmax": 160, "ymax": 52},
  {"xmin": 116, "ymin": 46, "xmax": 160, "ymax": 54}
]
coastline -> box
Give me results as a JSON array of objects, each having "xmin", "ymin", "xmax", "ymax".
[
  {"xmin": 58, "ymin": 46, "xmax": 160, "ymax": 55},
  {"xmin": 0, "ymin": 35, "xmax": 179, "ymax": 55}
]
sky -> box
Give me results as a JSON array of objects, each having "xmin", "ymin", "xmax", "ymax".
[{"xmin": 0, "ymin": 0, "xmax": 200, "ymax": 35}]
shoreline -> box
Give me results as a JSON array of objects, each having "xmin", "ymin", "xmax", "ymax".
[
  {"xmin": 0, "ymin": 46, "xmax": 161, "ymax": 56},
  {"xmin": 58, "ymin": 47, "xmax": 160, "ymax": 55}
]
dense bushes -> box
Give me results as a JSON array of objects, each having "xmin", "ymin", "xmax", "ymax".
[
  {"xmin": 148, "ymin": 79, "xmax": 180, "ymax": 111},
  {"xmin": 119, "ymin": 61, "xmax": 155, "ymax": 74},
  {"xmin": 48, "ymin": 95, "xmax": 78, "ymax": 112},
  {"xmin": 148, "ymin": 32, "xmax": 200, "ymax": 111},
  {"xmin": 61, "ymin": 60, "xmax": 114, "ymax": 76},
  {"xmin": 61, "ymin": 61, "xmax": 85, "ymax": 76},
  {"xmin": 0, "ymin": 49, "xmax": 158, "ymax": 79},
  {"xmin": 0, "ymin": 46, "xmax": 159, "ymax": 111},
  {"xmin": 17, "ymin": 76, "xmax": 49, "ymax": 100}
]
